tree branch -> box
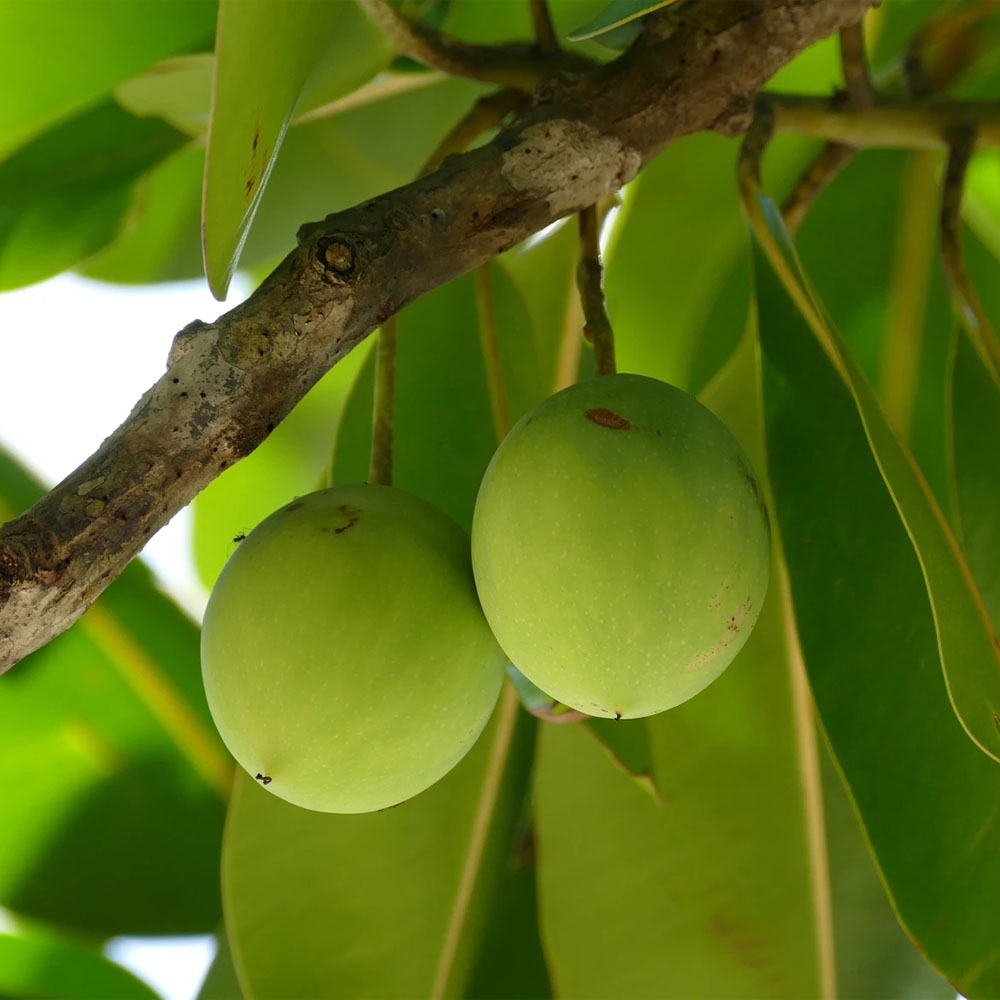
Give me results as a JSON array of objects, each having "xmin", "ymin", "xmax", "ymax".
[
  {"xmin": 0, "ymin": 0, "xmax": 871, "ymax": 672},
  {"xmin": 357, "ymin": 0, "xmax": 585, "ymax": 90}
]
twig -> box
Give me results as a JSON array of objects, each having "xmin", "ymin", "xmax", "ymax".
[
  {"xmin": 530, "ymin": 0, "xmax": 559, "ymax": 53},
  {"xmin": 782, "ymin": 22, "xmax": 870, "ymax": 235},
  {"xmin": 358, "ymin": 0, "xmax": 582, "ymax": 90},
  {"xmin": 474, "ymin": 265, "xmax": 511, "ymax": 440},
  {"xmin": 577, "ymin": 204, "xmax": 616, "ymax": 377},
  {"xmin": 0, "ymin": 0, "xmax": 873, "ymax": 672},
  {"xmin": 781, "ymin": 142, "xmax": 856, "ymax": 235},
  {"xmin": 940, "ymin": 126, "xmax": 1000, "ymax": 382},
  {"xmin": 839, "ymin": 22, "xmax": 876, "ymax": 107},
  {"xmin": 738, "ymin": 102, "xmax": 775, "ymax": 202},
  {"xmin": 369, "ymin": 316, "xmax": 398, "ymax": 486},
  {"xmin": 769, "ymin": 95, "xmax": 1000, "ymax": 149}
]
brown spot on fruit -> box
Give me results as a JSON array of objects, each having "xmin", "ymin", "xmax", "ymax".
[
  {"xmin": 255, "ymin": 773, "xmax": 272, "ymax": 786},
  {"xmin": 333, "ymin": 503, "xmax": 361, "ymax": 534},
  {"xmin": 585, "ymin": 408, "xmax": 630, "ymax": 430}
]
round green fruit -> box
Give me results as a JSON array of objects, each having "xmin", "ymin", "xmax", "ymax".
[
  {"xmin": 471, "ymin": 374, "xmax": 770, "ymax": 719},
  {"xmin": 201, "ymin": 484, "xmax": 505, "ymax": 813}
]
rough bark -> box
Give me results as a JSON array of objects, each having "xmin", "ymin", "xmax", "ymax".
[{"xmin": 0, "ymin": 0, "xmax": 870, "ymax": 672}]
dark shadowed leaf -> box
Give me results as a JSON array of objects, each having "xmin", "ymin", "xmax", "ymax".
[
  {"xmin": 0, "ymin": 102, "xmax": 186, "ymax": 290},
  {"xmin": 749, "ymin": 193, "xmax": 1000, "ymax": 762},
  {"xmin": 754, "ymin": 226, "xmax": 1000, "ymax": 997},
  {"xmin": 0, "ymin": 450, "xmax": 229, "ymax": 936},
  {"xmin": 951, "ymin": 328, "xmax": 1000, "ymax": 631}
]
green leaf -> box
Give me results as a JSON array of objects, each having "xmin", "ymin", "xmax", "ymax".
[
  {"xmin": 193, "ymin": 349, "xmax": 369, "ymax": 590},
  {"xmin": 0, "ymin": 449, "xmax": 229, "ymax": 936},
  {"xmin": 0, "ymin": 0, "xmax": 215, "ymax": 160},
  {"xmin": 567, "ymin": 0, "xmax": 679, "ymax": 42},
  {"xmin": 462, "ymin": 845, "xmax": 551, "ymax": 1000},
  {"xmin": 752, "ymin": 193, "xmax": 1000, "ymax": 762},
  {"xmin": 754, "ymin": 225, "xmax": 1000, "ymax": 997},
  {"xmin": 604, "ymin": 133, "xmax": 748, "ymax": 395},
  {"xmin": 240, "ymin": 75, "xmax": 485, "ymax": 274},
  {"xmin": 202, "ymin": 0, "xmax": 392, "ymax": 298},
  {"xmin": 820, "ymin": 740, "xmax": 955, "ymax": 1000},
  {"xmin": 0, "ymin": 101, "xmax": 186, "ymax": 290},
  {"xmin": 332, "ymin": 275, "xmax": 501, "ymax": 530},
  {"xmin": 115, "ymin": 54, "xmax": 215, "ymax": 137},
  {"xmin": 534, "ymin": 333, "xmax": 826, "ymax": 999},
  {"xmin": 794, "ymin": 151, "xmax": 954, "ymax": 507},
  {"xmin": 951, "ymin": 329, "xmax": 1000, "ymax": 631},
  {"xmin": 223, "ymin": 694, "xmax": 536, "ymax": 998},
  {"xmin": 0, "ymin": 921, "xmax": 160, "ymax": 1000},
  {"xmin": 81, "ymin": 143, "xmax": 206, "ymax": 286},
  {"xmin": 581, "ymin": 718, "xmax": 659, "ymax": 801}
]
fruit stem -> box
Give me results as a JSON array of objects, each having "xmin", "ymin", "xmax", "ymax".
[
  {"xmin": 369, "ymin": 315, "xmax": 398, "ymax": 486},
  {"xmin": 529, "ymin": 0, "xmax": 559, "ymax": 54},
  {"xmin": 577, "ymin": 203, "xmax": 616, "ymax": 377}
]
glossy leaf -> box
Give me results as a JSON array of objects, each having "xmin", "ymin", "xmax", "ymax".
[
  {"xmin": 0, "ymin": 101, "xmax": 186, "ymax": 290},
  {"xmin": 754, "ymin": 230, "xmax": 1000, "ymax": 997},
  {"xmin": 535, "ymin": 332, "xmax": 825, "ymax": 1000},
  {"xmin": 567, "ymin": 0, "xmax": 679, "ymax": 42},
  {"xmin": 0, "ymin": 922, "xmax": 159, "ymax": 1000},
  {"xmin": 0, "ymin": 0, "xmax": 215, "ymax": 160},
  {"xmin": 951, "ymin": 329, "xmax": 1000, "ymax": 631},
  {"xmin": 0, "ymin": 449, "xmax": 229, "ymax": 936},
  {"xmin": 203, "ymin": 0, "xmax": 391, "ymax": 298},
  {"xmin": 751, "ymin": 193, "xmax": 1000, "ymax": 762}
]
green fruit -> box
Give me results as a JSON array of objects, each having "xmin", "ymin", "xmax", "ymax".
[
  {"xmin": 471, "ymin": 374, "xmax": 770, "ymax": 719},
  {"xmin": 201, "ymin": 484, "xmax": 505, "ymax": 813}
]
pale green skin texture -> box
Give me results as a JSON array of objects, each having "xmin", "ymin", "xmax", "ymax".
[
  {"xmin": 201, "ymin": 485, "xmax": 505, "ymax": 813},
  {"xmin": 471, "ymin": 374, "xmax": 770, "ymax": 719}
]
